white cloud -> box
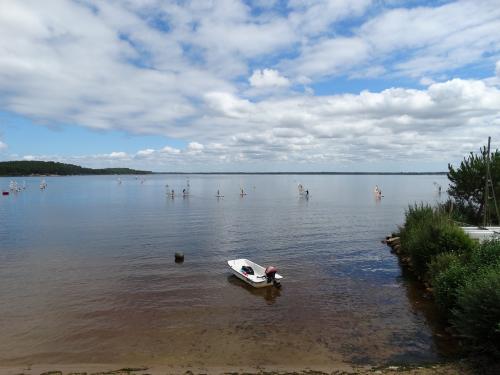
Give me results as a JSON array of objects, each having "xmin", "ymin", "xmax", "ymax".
[
  {"xmin": 288, "ymin": 0, "xmax": 372, "ymax": 37},
  {"xmin": 0, "ymin": 140, "xmax": 7, "ymax": 151},
  {"xmin": 45, "ymin": 76, "xmax": 497, "ymax": 170},
  {"xmin": 204, "ymin": 92, "xmax": 253, "ymax": 118},
  {"xmin": 187, "ymin": 142, "xmax": 204, "ymax": 153},
  {"xmin": 360, "ymin": 1, "xmax": 500, "ymax": 77},
  {"xmin": 249, "ymin": 69, "xmax": 290, "ymax": 88},
  {"xmin": 1, "ymin": 1, "xmax": 500, "ymax": 170},
  {"xmin": 161, "ymin": 146, "xmax": 181, "ymax": 154},
  {"xmin": 286, "ymin": 37, "xmax": 370, "ymax": 78},
  {"xmin": 22, "ymin": 155, "xmax": 35, "ymax": 161},
  {"xmin": 136, "ymin": 149, "xmax": 155, "ymax": 157},
  {"xmin": 108, "ymin": 152, "xmax": 128, "ymax": 159},
  {"xmin": 285, "ymin": 1, "xmax": 500, "ymax": 80}
]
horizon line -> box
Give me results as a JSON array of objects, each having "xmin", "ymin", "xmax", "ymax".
[{"xmin": 150, "ymin": 171, "xmax": 447, "ymax": 175}]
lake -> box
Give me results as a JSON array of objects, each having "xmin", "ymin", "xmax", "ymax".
[{"xmin": 0, "ymin": 174, "xmax": 452, "ymax": 368}]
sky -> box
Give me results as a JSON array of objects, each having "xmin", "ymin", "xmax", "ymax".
[{"xmin": 1, "ymin": 0, "xmax": 500, "ymax": 172}]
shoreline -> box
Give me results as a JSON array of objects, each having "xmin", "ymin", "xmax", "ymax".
[{"xmin": 0, "ymin": 360, "xmax": 483, "ymax": 375}]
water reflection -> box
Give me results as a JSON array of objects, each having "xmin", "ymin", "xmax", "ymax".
[
  {"xmin": 395, "ymin": 262, "xmax": 460, "ymax": 359},
  {"xmin": 226, "ymin": 275, "xmax": 282, "ymax": 304},
  {"xmin": 0, "ymin": 174, "xmax": 454, "ymax": 366}
]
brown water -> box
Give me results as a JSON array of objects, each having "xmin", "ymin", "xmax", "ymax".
[{"xmin": 0, "ymin": 174, "xmax": 455, "ymax": 367}]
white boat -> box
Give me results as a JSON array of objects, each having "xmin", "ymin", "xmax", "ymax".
[{"xmin": 227, "ymin": 259, "xmax": 283, "ymax": 288}]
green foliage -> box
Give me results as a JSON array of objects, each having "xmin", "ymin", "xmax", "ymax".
[
  {"xmin": 429, "ymin": 252, "xmax": 468, "ymax": 312},
  {"xmin": 447, "ymin": 146, "xmax": 500, "ymax": 225},
  {"xmin": 423, "ymin": 240, "xmax": 500, "ymax": 356},
  {"xmin": 399, "ymin": 204, "xmax": 475, "ymax": 277},
  {"xmin": 0, "ymin": 161, "xmax": 151, "ymax": 176},
  {"xmin": 465, "ymin": 239, "xmax": 500, "ymax": 270},
  {"xmin": 452, "ymin": 265, "xmax": 500, "ymax": 356}
]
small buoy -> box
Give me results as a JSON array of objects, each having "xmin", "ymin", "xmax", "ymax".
[{"xmin": 175, "ymin": 252, "xmax": 184, "ymax": 263}]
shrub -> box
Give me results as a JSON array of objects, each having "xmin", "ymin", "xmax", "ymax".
[
  {"xmin": 466, "ymin": 240, "xmax": 500, "ymax": 271},
  {"xmin": 400, "ymin": 204, "xmax": 475, "ymax": 278},
  {"xmin": 452, "ymin": 265, "xmax": 500, "ymax": 357},
  {"xmin": 429, "ymin": 252, "xmax": 468, "ymax": 312}
]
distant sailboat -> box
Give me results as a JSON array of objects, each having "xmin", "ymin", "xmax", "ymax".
[{"xmin": 40, "ymin": 179, "xmax": 47, "ymax": 190}]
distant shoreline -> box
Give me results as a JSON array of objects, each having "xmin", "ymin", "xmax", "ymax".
[
  {"xmin": 0, "ymin": 171, "xmax": 447, "ymax": 177},
  {"xmin": 0, "ymin": 160, "xmax": 447, "ymax": 177},
  {"xmin": 152, "ymin": 171, "xmax": 447, "ymax": 175}
]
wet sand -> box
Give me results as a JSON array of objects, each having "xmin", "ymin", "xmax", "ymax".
[{"xmin": 0, "ymin": 361, "xmax": 482, "ymax": 375}]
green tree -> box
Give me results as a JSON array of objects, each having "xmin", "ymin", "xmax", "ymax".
[{"xmin": 447, "ymin": 146, "xmax": 500, "ymax": 225}]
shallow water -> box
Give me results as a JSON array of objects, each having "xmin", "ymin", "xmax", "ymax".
[{"xmin": 0, "ymin": 174, "xmax": 452, "ymax": 367}]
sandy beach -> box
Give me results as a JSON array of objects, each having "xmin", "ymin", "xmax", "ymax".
[{"xmin": 0, "ymin": 360, "xmax": 487, "ymax": 375}]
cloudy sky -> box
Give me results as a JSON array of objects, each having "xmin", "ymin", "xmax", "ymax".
[{"xmin": 1, "ymin": 0, "xmax": 500, "ymax": 172}]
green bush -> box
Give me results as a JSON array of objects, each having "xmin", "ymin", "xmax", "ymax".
[
  {"xmin": 466, "ymin": 240, "xmax": 500, "ymax": 271},
  {"xmin": 452, "ymin": 265, "xmax": 500, "ymax": 356},
  {"xmin": 399, "ymin": 205, "xmax": 500, "ymax": 356},
  {"xmin": 429, "ymin": 252, "xmax": 468, "ymax": 312},
  {"xmin": 399, "ymin": 204, "xmax": 435, "ymax": 259},
  {"xmin": 427, "ymin": 240, "xmax": 500, "ymax": 314},
  {"xmin": 399, "ymin": 204, "xmax": 475, "ymax": 278}
]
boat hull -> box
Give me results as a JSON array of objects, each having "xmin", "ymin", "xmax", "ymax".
[{"xmin": 227, "ymin": 259, "xmax": 282, "ymax": 288}]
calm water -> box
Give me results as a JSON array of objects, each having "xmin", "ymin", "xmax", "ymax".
[{"xmin": 0, "ymin": 174, "xmax": 452, "ymax": 367}]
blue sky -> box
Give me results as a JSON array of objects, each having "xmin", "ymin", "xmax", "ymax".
[{"xmin": 0, "ymin": 0, "xmax": 499, "ymax": 172}]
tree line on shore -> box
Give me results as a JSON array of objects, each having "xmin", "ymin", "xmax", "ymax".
[
  {"xmin": 0, "ymin": 161, "xmax": 152, "ymax": 176},
  {"xmin": 396, "ymin": 145, "xmax": 500, "ymax": 358}
]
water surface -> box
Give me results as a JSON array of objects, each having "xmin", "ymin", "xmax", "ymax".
[{"xmin": 0, "ymin": 174, "xmax": 451, "ymax": 367}]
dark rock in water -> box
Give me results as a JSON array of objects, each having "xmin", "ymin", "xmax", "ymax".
[{"xmin": 175, "ymin": 252, "xmax": 184, "ymax": 262}]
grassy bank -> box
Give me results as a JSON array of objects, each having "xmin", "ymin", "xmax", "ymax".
[{"xmin": 393, "ymin": 204, "xmax": 500, "ymax": 358}]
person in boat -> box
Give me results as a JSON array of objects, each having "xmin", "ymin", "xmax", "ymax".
[
  {"xmin": 241, "ymin": 188, "xmax": 244, "ymax": 195},
  {"xmin": 183, "ymin": 188, "xmax": 186, "ymax": 195},
  {"xmin": 305, "ymin": 189, "xmax": 309, "ymax": 197},
  {"xmin": 217, "ymin": 189, "xmax": 220, "ymax": 196},
  {"xmin": 171, "ymin": 189, "xmax": 175, "ymax": 197}
]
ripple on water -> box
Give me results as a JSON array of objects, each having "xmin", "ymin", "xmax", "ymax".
[{"xmin": 0, "ymin": 174, "xmax": 455, "ymax": 366}]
